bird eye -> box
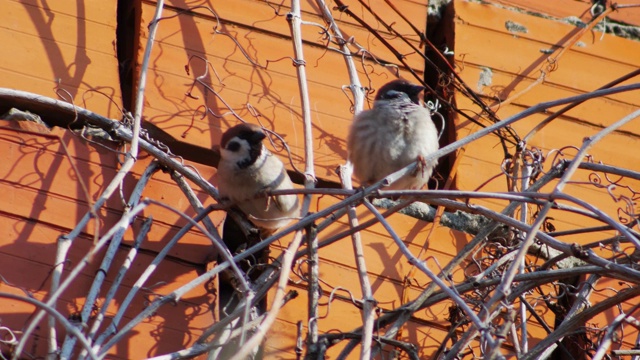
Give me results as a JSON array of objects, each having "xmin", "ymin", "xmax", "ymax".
[{"xmin": 226, "ymin": 140, "xmax": 241, "ymax": 152}]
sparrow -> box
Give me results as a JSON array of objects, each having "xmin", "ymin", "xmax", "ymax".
[
  {"xmin": 217, "ymin": 123, "xmax": 300, "ymax": 244},
  {"xmin": 347, "ymin": 79, "xmax": 439, "ymax": 190},
  {"xmin": 216, "ymin": 124, "xmax": 299, "ymax": 358}
]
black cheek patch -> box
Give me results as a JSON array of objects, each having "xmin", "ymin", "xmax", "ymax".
[{"xmin": 227, "ymin": 141, "xmax": 241, "ymax": 152}]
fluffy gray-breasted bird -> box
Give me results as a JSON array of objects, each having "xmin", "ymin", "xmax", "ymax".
[
  {"xmin": 217, "ymin": 123, "xmax": 300, "ymax": 240},
  {"xmin": 347, "ymin": 79, "xmax": 439, "ymax": 190}
]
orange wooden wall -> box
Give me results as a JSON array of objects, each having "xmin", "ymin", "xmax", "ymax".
[{"xmin": 454, "ymin": 0, "xmax": 640, "ymax": 354}]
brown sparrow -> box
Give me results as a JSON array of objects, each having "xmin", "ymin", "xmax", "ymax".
[
  {"xmin": 217, "ymin": 123, "xmax": 300, "ymax": 241},
  {"xmin": 347, "ymin": 79, "xmax": 439, "ymax": 190}
]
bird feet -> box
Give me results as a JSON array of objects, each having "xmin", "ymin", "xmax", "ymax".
[
  {"xmin": 412, "ymin": 155, "xmax": 428, "ymax": 177},
  {"xmin": 256, "ymin": 187, "xmax": 276, "ymax": 212}
]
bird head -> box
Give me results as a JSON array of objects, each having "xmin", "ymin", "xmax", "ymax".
[
  {"xmin": 219, "ymin": 123, "xmax": 267, "ymax": 169},
  {"xmin": 374, "ymin": 79, "xmax": 426, "ymax": 105}
]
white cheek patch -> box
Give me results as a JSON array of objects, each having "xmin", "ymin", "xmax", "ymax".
[{"xmin": 221, "ymin": 137, "xmax": 252, "ymax": 164}]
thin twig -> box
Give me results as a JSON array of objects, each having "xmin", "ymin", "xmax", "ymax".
[
  {"xmin": 486, "ymin": 106, "xmax": 640, "ymax": 340},
  {"xmin": 94, "ymin": 200, "xmax": 248, "ymax": 355},
  {"xmin": 314, "ymin": 2, "xmax": 374, "ymax": 356},
  {"xmin": 59, "ymin": 161, "xmax": 161, "ymax": 358},
  {"xmin": 13, "ymin": 201, "xmax": 152, "ymax": 360},
  {"xmin": 0, "ymin": 292, "xmax": 99, "ymax": 360},
  {"xmin": 80, "ymin": 216, "xmax": 152, "ymax": 360}
]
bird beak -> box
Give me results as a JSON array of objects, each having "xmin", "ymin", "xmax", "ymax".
[
  {"xmin": 407, "ymin": 84, "xmax": 426, "ymax": 105},
  {"xmin": 409, "ymin": 84, "xmax": 426, "ymax": 96},
  {"xmin": 252, "ymin": 131, "xmax": 267, "ymax": 143}
]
